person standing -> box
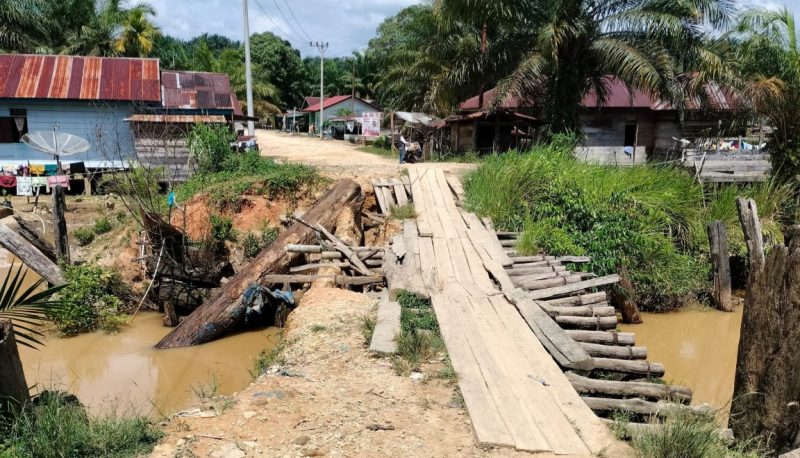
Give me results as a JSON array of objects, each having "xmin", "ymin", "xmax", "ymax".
[{"xmin": 398, "ymin": 132, "xmax": 411, "ymax": 164}]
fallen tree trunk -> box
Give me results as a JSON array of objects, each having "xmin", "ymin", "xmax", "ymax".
[
  {"xmin": 566, "ymin": 330, "xmax": 635, "ymax": 346},
  {"xmin": 555, "ymin": 315, "xmax": 618, "ymax": 330},
  {"xmin": 578, "ymin": 342, "xmax": 648, "ymax": 360},
  {"xmin": 0, "ymin": 224, "xmax": 64, "ymax": 285},
  {"xmin": 156, "ymin": 180, "xmax": 364, "ymax": 349},
  {"xmin": 567, "ymin": 372, "xmax": 691, "ymax": 402},
  {"xmin": 592, "ymin": 358, "xmax": 665, "ymax": 377},
  {"xmin": 543, "ymin": 292, "xmax": 607, "ymax": 307},
  {"xmin": 13, "ymin": 216, "xmax": 57, "ymax": 263}
]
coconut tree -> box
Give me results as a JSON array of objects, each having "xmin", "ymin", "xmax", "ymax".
[
  {"xmin": 64, "ymin": 0, "xmax": 160, "ymax": 57},
  {"xmin": 114, "ymin": 5, "xmax": 161, "ymax": 57},
  {"xmin": 433, "ymin": 0, "xmax": 736, "ymax": 131}
]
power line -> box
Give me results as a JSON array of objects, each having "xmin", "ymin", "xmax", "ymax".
[
  {"xmin": 251, "ymin": 0, "xmax": 305, "ymax": 46},
  {"xmin": 281, "ymin": 0, "xmax": 313, "ymax": 42}
]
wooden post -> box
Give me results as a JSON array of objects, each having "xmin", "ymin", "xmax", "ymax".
[
  {"xmin": 0, "ymin": 321, "xmax": 29, "ymax": 412},
  {"xmin": 612, "ymin": 267, "xmax": 642, "ymax": 323},
  {"xmin": 736, "ymin": 197, "xmax": 764, "ymax": 275},
  {"xmin": 707, "ymin": 221, "xmax": 733, "ymax": 312},
  {"xmin": 52, "ymin": 185, "xmax": 69, "ymax": 265},
  {"xmin": 163, "ymin": 301, "xmax": 179, "ymax": 327},
  {"xmin": 731, "ymin": 226, "xmax": 800, "ymax": 452}
]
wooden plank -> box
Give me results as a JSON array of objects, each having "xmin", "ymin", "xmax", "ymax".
[
  {"xmin": 426, "ymin": 169, "xmax": 458, "ymax": 239},
  {"xmin": 418, "ymin": 236, "xmax": 436, "ymax": 289},
  {"xmin": 695, "ymin": 161, "xmax": 771, "ymax": 172},
  {"xmin": 566, "ymin": 330, "xmax": 636, "ymax": 346},
  {"xmin": 372, "ymin": 182, "xmax": 389, "ymax": 214},
  {"xmin": 435, "ymin": 168, "xmax": 467, "ymax": 233},
  {"xmin": 445, "ymin": 173, "xmax": 466, "ymax": 203},
  {"xmin": 577, "ymin": 342, "xmax": 648, "ymax": 360},
  {"xmin": 417, "ymin": 167, "xmax": 445, "ymax": 236},
  {"xmin": 369, "ymin": 298, "xmax": 401, "ymax": 355},
  {"xmin": 432, "ymin": 237, "xmax": 455, "ymax": 284},
  {"xmin": 429, "ymin": 291, "xmax": 514, "ymax": 447},
  {"xmin": 447, "ymin": 237, "xmax": 474, "ymax": 285},
  {"xmin": 567, "ymin": 372, "xmax": 691, "ymax": 402},
  {"xmin": 401, "ymin": 175, "xmax": 412, "ymax": 197},
  {"xmin": 506, "ymin": 288, "xmax": 594, "ymax": 370},
  {"xmin": 381, "ymin": 186, "xmax": 397, "ymax": 209},
  {"xmin": 393, "ymin": 182, "xmax": 408, "ymax": 206},
  {"xmin": 408, "ymin": 168, "xmax": 432, "ymax": 236},
  {"xmin": 0, "ymin": 224, "xmax": 65, "ymax": 286},
  {"xmin": 289, "ymin": 261, "xmax": 349, "ymax": 273},
  {"xmin": 592, "ymin": 358, "xmax": 666, "ymax": 377},
  {"xmin": 525, "ymin": 275, "xmax": 620, "ymax": 300},
  {"xmin": 460, "ymin": 237, "xmax": 495, "ymax": 292},
  {"xmin": 258, "ymin": 274, "xmax": 384, "ymax": 285},
  {"xmin": 466, "ymin": 229, "xmax": 516, "ymax": 292},
  {"xmin": 543, "ymin": 292, "xmax": 607, "ymax": 307}
]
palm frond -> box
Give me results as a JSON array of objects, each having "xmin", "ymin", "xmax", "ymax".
[{"xmin": 0, "ymin": 262, "xmax": 66, "ymax": 349}]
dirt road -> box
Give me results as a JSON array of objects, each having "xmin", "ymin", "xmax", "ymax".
[{"xmin": 257, "ymin": 130, "xmax": 475, "ymax": 182}]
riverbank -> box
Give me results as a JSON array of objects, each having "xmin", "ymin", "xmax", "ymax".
[{"xmin": 151, "ymin": 286, "xmax": 532, "ymax": 458}]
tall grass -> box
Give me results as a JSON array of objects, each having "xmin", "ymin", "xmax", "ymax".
[{"xmin": 464, "ymin": 138, "xmax": 794, "ymax": 309}]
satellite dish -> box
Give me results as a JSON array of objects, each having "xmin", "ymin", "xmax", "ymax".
[{"xmin": 22, "ymin": 130, "xmax": 90, "ymax": 157}]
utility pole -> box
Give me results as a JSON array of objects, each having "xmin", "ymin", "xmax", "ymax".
[
  {"xmin": 242, "ymin": 0, "xmax": 255, "ymax": 136},
  {"xmin": 311, "ymin": 42, "xmax": 328, "ymax": 140}
]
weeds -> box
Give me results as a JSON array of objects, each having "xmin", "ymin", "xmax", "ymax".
[
  {"xmin": 436, "ymin": 359, "xmax": 458, "ymax": 383},
  {"xmin": 310, "ymin": 324, "xmax": 326, "ymax": 333},
  {"xmin": 190, "ymin": 373, "xmax": 220, "ymax": 401},
  {"xmin": 392, "ymin": 291, "xmax": 445, "ymax": 375},
  {"xmin": 360, "ymin": 313, "xmax": 376, "ymax": 346},
  {"xmin": 72, "ymin": 227, "xmax": 95, "ymax": 246},
  {"xmin": 390, "ymin": 203, "xmax": 417, "ymax": 220},
  {"xmin": 0, "ymin": 392, "xmax": 161, "ymax": 457},
  {"xmin": 358, "ymin": 146, "xmax": 395, "ymax": 158},
  {"xmin": 250, "ymin": 338, "xmax": 288, "ymax": 379},
  {"xmin": 210, "ymin": 215, "xmax": 235, "ymax": 242},
  {"xmin": 93, "ymin": 216, "xmax": 113, "ymax": 235}
]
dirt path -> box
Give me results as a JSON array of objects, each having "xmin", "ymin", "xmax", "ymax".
[
  {"xmin": 152, "ymin": 287, "xmax": 532, "ymax": 458},
  {"xmin": 257, "ymin": 130, "xmax": 476, "ymax": 183}
]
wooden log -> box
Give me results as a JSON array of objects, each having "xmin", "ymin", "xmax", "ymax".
[
  {"xmin": 525, "ymin": 275, "xmax": 620, "ymax": 300},
  {"xmin": 555, "ymin": 315, "xmax": 618, "ymax": 330},
  {"xmin": 287, "ymin": 244, "xmax": 384, "ymax": 254},
  {"xmin": 582, "ymin": 396, "xmax": 706, "ymax": 417},
  {"xmin": 546, "ymin": 304, "xmax": 616, "ymax": 318},
  {"xmin": 316, "ymin": 224, "xmax": 373, "ymax": 276},
  {"xmin": 494, "ymin": 231, "xmax": 520, "ymax": 239},
  {"xmin": 566, "ymin": 330, "xmax": 635, "ymax": 346},
  {"xmin": 0, "ymin": 224, "xmax": 65, "ymax": 286},
  {"xmin": 511, "ymin": 270, "xmax": 570, "ymax": 283},
  {"xmin": 499, "ymin": 239, "xmax": 516, "ymax": 248},
  {"xmin": 52, "ymin": 185, "xmax": 69, "ymax": 264},
  {"xmin": 163, "ymin": 301, "xmax": 179, "ymax": 327},
  {"xmin": 736, "ymin": 197, "xmax": 765, "ymax": 274},
  {"xmin": 156, "ymin": 179, "xmax": 364, "ymax": 348},
  {"xmin": 577, "ymin": 342, "xmax": 647, "ymax": 360},
  {"xmin": 566, "ymin": 372, "xmax": 691, "ymax": 402},
  {"xmin": 13, "ymin": 216, "xmax": 57, "ymax": 263},
  {"xmin": 505, "ymin": 288, "xmax": 594, "ymax": 370},
  {"xmin": 289, "ymin": 262, "xmax": 349, "ymax": 273},
  {"xmin": 517, "ymin": 274, "xmax": 583, "ymax": 291},
  {"xmin": 259, "ymin": 274, "xmax": 384, "ymax": 286},
  {"xmin": 592, "ymin": 358, "xmax": 665, "ymax": 377},
  {"xmin": 544, "ymin": 292, "xmax": 607, "ymax": 307},
  {"xmin": 506, "ymin": 265, "xmax": 567, "ymax": 276},
  {"xmin": 707, "ymin": 221, "xmax": 733, "ymax": 312},
  {"xmin": 0, "ymin": 321, "xmax": 28, "ymax": 412},
  {"xmin": 613, "ymin": 267, "xmax": 642, "ymax": 324}
]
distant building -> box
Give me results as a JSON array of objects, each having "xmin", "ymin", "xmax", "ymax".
[
  {"xmin": 448, "ymin": 79, "xmax": 738, "ymax": 165},
  {"xmin": 0, "ymin": 54, "xmax": 161, "ymax": 167},
  {"xmin": 302, "ymin": 95, "xmax": 381, "ymax": 129}
]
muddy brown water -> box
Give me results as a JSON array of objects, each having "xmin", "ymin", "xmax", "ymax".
[{"xmin": 620, "ymin": 306, "xmax": 743, "ymax": 418}]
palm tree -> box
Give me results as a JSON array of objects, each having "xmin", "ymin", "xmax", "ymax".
[
  {"xmin": 216, "ymin": 49, "xmax": 282, "ymax": 118},
  {"xmin": 0, "ymin": 263, "xmax": 65, "ymax": 349},
  {"xmin": 733, "ymin": 7, "xmax": 800, "ymax": 182},
  {"xmin": 114, "ymin": 6, "xmax": 161, "ymax": 57},
  {"xmin": 0, "ymin": 0, "xmax": 50, "ymax": 52},
  {"xmin": 433, "ymin": 0, "xmax": 736, "ymax": 131}
]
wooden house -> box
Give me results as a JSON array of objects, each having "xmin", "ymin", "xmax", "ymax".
[
  {"xmin": 0, "ymin": 54, "xmax": 161, "ymax": 168},
  {"xmin": 302, "ymin": 95, "xmax": 381, "ymax": 130}
]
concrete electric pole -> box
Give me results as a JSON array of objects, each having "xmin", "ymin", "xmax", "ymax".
[
  {"xmin": 311, "ymin": 42, "xmax": 328, "ymax": 140},
  {"xmin": 242, "ymin": 0, "xmax": 255, "ymax": 136}
]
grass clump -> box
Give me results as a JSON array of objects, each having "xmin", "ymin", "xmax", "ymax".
[
  {"xmin": 72, "ymin": 227, "xmax": 95, "ymax": 246},
  {"xmin": 360, "ymin": 313, "xmax": 376, "ymax": 345},
  {"xmin": 390, "ymin": 203, "xmax": 417, "ymax": 220},
  {"xmin": 250, "ymin": 338, "xmax": 287, "ymax": 379},
  {"xmin": 48, "ymin": 264, "xmax": 130, "ymax": 336},
  {"xmin": 93, "ymin": 216, "xmax": 113, "ymax": 235},
  {"xmin": 626, "ymin": 410, "xmax": 767, "ymax": 458},
  {"xmin": 175, "ymin": 150, "xmax": 320, "ymax": 208},
  {"xmin": 0, "ymin": 393, "xmax": 161, "ymax": 458},
  {"xmin": 242, "ymin": 226, "xmax": 279, "ymax": 259},
  {"xmin": 464, "ymin": 135, "xmax": 794, "ymax": 310},
  {"xmin": 210, "ymin": 215, "xmax": 235, "ymax": 242},
  {"xmin": 392, "ymin": 291, "xmax": 445, "ymax": 375}
]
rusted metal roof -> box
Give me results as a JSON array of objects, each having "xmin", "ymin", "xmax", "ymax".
[
  {"xmin": 161, "ymin": 70, "xmax": 242, "ymax": 114},
  {"xmin": 0, "ymin": 54, "xmax": 160, "ymax": 102},
  {"xmin": 302, "ymin": 95, "xmax": 382, "ymax": 113},
  {"xmin": 125, "ymin": 114, "xmax": 227, "ymax": 123}
]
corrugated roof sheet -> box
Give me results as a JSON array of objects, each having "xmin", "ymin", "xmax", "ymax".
[
  {"xmin": 161, "ymin": 70, "xmax": 242, "ymax": 114},
  {"xmin": 126, "ymin": 114, "xmax": 227, "ymax": 123},
  {"xmin": 302, "ymin": 95, "xmax": 381, "ymax": 113},
  {"xmin": 0, "ymin": 54, "xmax": 160, "ymax": 102}
]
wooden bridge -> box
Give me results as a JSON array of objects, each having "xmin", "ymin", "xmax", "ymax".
[{"xmin": 373, "ymin": 165, "xmax": 697, "ymax": 456}]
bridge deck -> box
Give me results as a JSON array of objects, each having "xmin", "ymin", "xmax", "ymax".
[{"xmin": 407, "ymin": 165, "xmax": 620, "ymax": 455}]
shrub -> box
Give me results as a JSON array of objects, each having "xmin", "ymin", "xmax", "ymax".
[
  {"xmin": 260, "ymin": 225, "xmax": 279, "ymax": 247},
  {"xmin": 392, "ymin": 291, "xmax": 445, "ymax": 375},
  {"xmin": 0, "ymin": 392, "xmax": 161, "ymax": 457},
  {"xmin": 93, "ymin": 216, "xmax": 112, "ymax": 235},
  {"xmin": 210, "ymin": 215, "xmax": 235, "ymax": 242},
  {"xmin": 73, "ymin": 227, "xmax": 95, "ymax": 246},
  {"xmin": 242, "ymin": 232, "xmax": 261, "ymax": 258},
  {"xmin": 390, "ymin": 203, "xmax": 417, "ymax": 220},
  {"xmin": 48, "ymin": 264, "xmax": 130, "ymax": 336},
  {"xmin": 372, "ymin": 134, "xmax": 391, "ymax": 149},
  {"xmin": 187, "ymin": 124, "xmax": 235, "ymax": 174}
]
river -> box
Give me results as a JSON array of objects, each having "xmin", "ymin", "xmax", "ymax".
[{"xmin": 620, "ymin": 306, "xmax": 743, "ymax": 418}]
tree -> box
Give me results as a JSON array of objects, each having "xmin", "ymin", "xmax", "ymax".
[
  {"xmin": 64, "ymin": 0, "xmax": 160, "ymax": 57},
  {"xmin": 114, "ymin": 5, "xmax": 161, "ymax": 57},
  {"xmin": 0, "ymin": 0, "xmax": 50, "ymax": 53},
  {"xmin": 249, "ymin": 32, "xmax": 308, "ymax": 109},
  {"xmin": 433, "ymin": 0, "xmax": 736, "ymax": 131},
  {"xmin": 734, "ymin": 7, "xmax": 800, "ymax": 182}
]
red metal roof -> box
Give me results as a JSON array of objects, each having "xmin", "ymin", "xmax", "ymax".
[
  {"xmin": 581, "ymin": 79, "xmax": 655, "ymax": 108},
  {"xmin": 302, "ymin": 95, "xmax": 353, "ymax": 113},
  {"xmin": 303, "ymin": 96, "xmax": 320, "ymax": 108},
  {"xmin": 161, "ymin": 70, "xmax": 241, "ymax": 114},
  {"xmin": 0, "ymin": 54, "xmax": 160, "ymax": 102}
]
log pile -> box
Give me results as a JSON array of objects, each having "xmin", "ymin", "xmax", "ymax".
[{"xmin": 495, "ymin": 230, "xmax": 695, "ymax": 426}]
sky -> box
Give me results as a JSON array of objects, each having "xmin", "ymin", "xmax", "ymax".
[{"xmin": 149, "ymin": 0, "xmax": 800, "ymax": 58}]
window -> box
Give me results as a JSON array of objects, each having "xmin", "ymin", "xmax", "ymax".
[
  {"xmin": 0, "ymin": 109, "xmax": 28, "ymax": 143},
  {"xmin": 624, "ymin": 123, "xmax": 637, "ymax": 147}
]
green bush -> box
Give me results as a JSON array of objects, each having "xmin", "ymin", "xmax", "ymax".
[
  {"xmin": 463, "ymin": 140, "xmax": 794, "ymax": 310},
  {"xmin": 260, "ymin": 226, "xmax": 279, "ymax": 247},
  {"xmin": 0, "ymin": 392, "xmax": 161, "ymax": 457},
  {"xmin": 187, "ymin": 124, "xmax": 236, "ymax": 174},
  {"xmin": 72, "ymin": 227, "xmax": 95, "ymax": 246},
  {"xmin": 48, "ymin": 265, "xmax": 130, "ymax": 336},
  {"xmin": 93, "ymin": 216, "xmax": 112, "ymax": 235},
  {"xmin": 242, "ymin": 232, "xmax": 261, "ymax": 258},
  {"xmin": 372, "ymin": 134, "xmax": 391, "ymax": 149},
  {"xmin": 210, "ymin": 215, "xmax": 235, "ymax": 242}
]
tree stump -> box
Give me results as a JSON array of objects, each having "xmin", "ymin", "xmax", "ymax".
[
  {"xmin": 52, "ymin": 185, "xmax": 70, "ymax": 265},
  {"xmin": 0, "ymin": 321, "xmax": 29, "ymax": 413},
  {"xmin": 736, "ymin": 197, "xmax": 765, "ymax": 276},
  {"xmin": 731, "ymin": 226, "xmax": 800, "ymax": 453},
  {"xmin": 707, "ymin": 221, "xmax": 733, "ymax": 312},
  {"xmin": 612, "ymin": 267, "xmax": 642, "ymax": 324}
]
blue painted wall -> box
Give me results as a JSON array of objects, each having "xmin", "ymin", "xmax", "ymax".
[
  {"xmin": 311, "ymin": 99, "xmax": 381, "ymax": 126},
  {"xmin": 0, "ymin": 100, "xmax": 136, "ymax": 164}
]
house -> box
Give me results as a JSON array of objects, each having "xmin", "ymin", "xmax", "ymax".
[
  {"xmin": 449, "ymin": 80, "xmax": 738, "ymax": 165},
  {"xmin": 0, "ymin": 54, "xmax": 161, "ymax": 167},
  {"xmin": 127, "ymin": 70, "xmax": 247, "ymax": 183},
  {"xmin": 302, "ymin": 95, "xmax": 381, "ymax": 131}
]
